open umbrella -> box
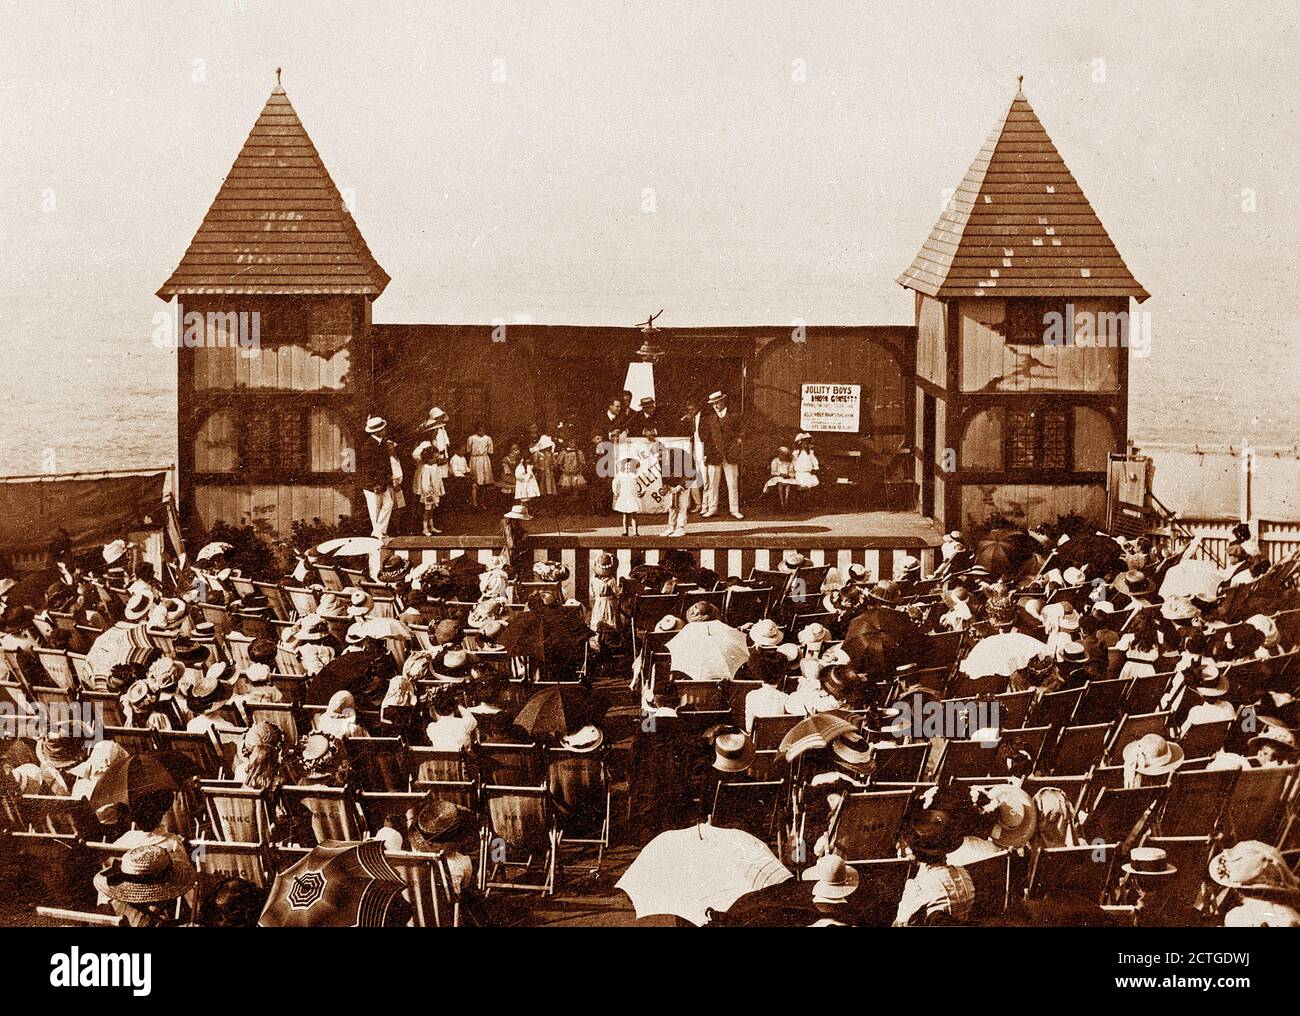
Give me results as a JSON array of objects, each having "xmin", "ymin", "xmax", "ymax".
[
  {"xmin": 260, "ymin": 840, "xmax": 411, "ymax": 927},
  {"xmin": 89, "ymin": 751, "xmax": 200, "ymax": 813},
  {"xmin": 1158, "ymin": 559, "xmax": 1224, "ymax": 602},
  {"xmin": 1054, "ymin": 532, "xmax": 1124, "ymax": 574},
  {"xmin": 959, "ymin": 631, "xmax": 1049, "ymax": 678},
  {"xmin": 616, "ymin": 823, "xmax": 793, "ymax": 926},
  {"xmin": 778, "ymin": 713, "xmax": 857, "ymax": 761},
  {"xmin": 512, "ymin": 685, "xmax": 599, "ymax": 739},
  {"xmin": 666, "ymin": 620, "xmax": 749, "ymax": 681},
  {"xmin": 195, "ymin": 541, "xmax": 233, "ymax": 563},
  {"xmin": 843, "ymin": 607, "xmax": 923, "ymax": 669},
  {"xmin": 495, "ymin": 607, "xmax": 590, "ymax": 666},
  {"xmin": 975, "ymin": 529, "xmax": 1033, "ymax": 577},
  {"xmin": 316, "ymin": 536, "xmax": 381, "ymax": 558}
]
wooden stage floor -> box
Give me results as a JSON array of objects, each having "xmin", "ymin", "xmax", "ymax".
[{"xmin": 388, "ymin": 505, "xmax": 944, "ymax": 550}]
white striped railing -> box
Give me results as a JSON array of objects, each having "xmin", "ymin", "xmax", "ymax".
[{"xmin": 388, "ymin": 538, "xmax": 940, "ymax": 604}]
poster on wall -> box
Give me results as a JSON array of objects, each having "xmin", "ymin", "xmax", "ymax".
[{"xmin": 800, "ymin": 383, "xmax": 861, "ymax": 433}]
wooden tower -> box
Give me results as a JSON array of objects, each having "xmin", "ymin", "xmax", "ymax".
[
  {"xmin": 157, "ymin": 74, "xmax": 389, "ymax": 539},
  {"xmin": 899, "ymin": 81, "xmax": 1148, "ymax": 531}
]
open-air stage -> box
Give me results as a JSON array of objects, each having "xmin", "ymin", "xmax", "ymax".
[{"xmin": 388, "ymin": 506, "xmax": 944, "ymax": 599}]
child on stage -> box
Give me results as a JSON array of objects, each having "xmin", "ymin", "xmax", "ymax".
[{"xmin": 613, "ymin": 456, "xmax": 641, "ymax": 536}]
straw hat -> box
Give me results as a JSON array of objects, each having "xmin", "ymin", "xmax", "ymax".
[
  {"xmin": 748, "ymin": 618, "xmax": 784, "ymax": 649},
  {"xmin": 712, "ymin": 731, "xmax": 755, "ymax": 773},
  {"xmin": 780, "ymin": 549, "xmax": 810, "ymax": 572},
  {"xmin": 123, "ymin": 591, "xmax": 153, "ymax": 622},
  {"xmin": 798, "ymin": 622, "xmax": 832, "ymax": 648},
  {"xmin": 1246, "ymin": 613, "xmax": 1280, "ymax": 648},
  {"xmin": 654, "ymin": 615, "xmax": 684, "ymax": 633},
  {"xmin": 102, "ymin": 539, "xmax": 129, "ymax": 566},
  {"xmin": 419, "ymin": 407, "xmax": 449, "ymax": 430},
  {"xmin": 1114, "ymin": 570, "xmax": 1154, "ymax": 596},
  {"xmin": 347, "ymin": 588, "xmax": 374, "ymax": 617},
  {"xmin": 707, "ymin": 391, "xmax": 727, "ymax": 405},
  {"xmin": 503, "ymin": 504, "xmax": 532, "ymax": 521},
  {"xmin": 802, "ymin": 854, "xmax": 860, "ymax": 900},
  {"xmin": 408, "ymin": 799, "xmax": 472, "ymax": 851},
  {"xmin": 298, "ymin": 732, "xmax": 346, "ymax": 780},
  {"xmin": 560, "ymin": 724, "xmax": 605, "ymax": 753},
  {"xmin": 1248, "ymin": 722, "xmax": 1296, "ymax": 754},
  {"xmin": 35, "ymin": 721, "xmax": 93, "ymax": 771},
  {"xmin": 1161, "ymin": 597, "xmax": 1200, "ymax": 622},
  {"xmin": 94, "ymin": 844, "xmax": 197, "ymax": 905},
  {"xmin": 1122, "ymin": 846, "xmax": 1178, "ymax": 877},
  {"xmin": 1209, "ymin": 841, "xmax": 1300, "ymax": 894},
  {"xmin": 1183, "ymin": 657, "xmax": 1228, "ymax": 698},
  {"xmin": 984, "ymin": 784, "xmax": 1038, "ymax": 849},
  {"xmin": 364, "ymin": 416, "xmax": 388, "ymax": 435},
  {"xmin": 1122, "ymin": 733, "xmax": 1185, "ymax": 776},
  {"xmin": 433, "ymin": 649, "xmax": 475, "ymax": 682}
]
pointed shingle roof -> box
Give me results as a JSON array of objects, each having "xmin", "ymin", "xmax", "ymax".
[
  {"xmin": 898, "ymin": 85, "xmax": 1148, "ymax": 302},
  {"xmin": 157, "ymin": 83, "xmax": 389, "ymax": 298}
]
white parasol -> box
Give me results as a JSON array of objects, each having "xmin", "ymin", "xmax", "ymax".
[
  {"xmin": 1158, "ymin": 559, "xmax": 1225, "ymax": 602},
  {"xmin": 316, "ymin": 536, "xmax": 382, "ymax": 558},
  {"xmin": 195, "ymin": 541, "xmax": 233, "ymax": 563},
  {"xmin": 959, "ymin": 631, "xmax": 1050, "ymax": 678},
  {"xmin": 666, "ymin": 620, "xmax": 749, "ymax": 681},
  {"xmin": 616, "ymin": 823, "xmax": 792, "ymax": 925}
]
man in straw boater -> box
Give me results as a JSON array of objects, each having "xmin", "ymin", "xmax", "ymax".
[
  {"xmin": 699, "ymin": 390, "xmax": 743, "ymax": 519},
  {"xmin": 359, "ymin": 415, "xmax": 402, "ymax": 543}
]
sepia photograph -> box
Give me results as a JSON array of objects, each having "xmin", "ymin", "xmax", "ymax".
[{"xmin": 0, "ymin": 0, "xmax": 1296, "ymax": 984}]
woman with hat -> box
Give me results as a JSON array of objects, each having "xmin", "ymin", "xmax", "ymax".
[
  {"xmin": 313, "ymin": 689, "xmax": 368, "ymax": 739},
  {"xmin": 234, "ymin": 722, "xmax": 287, "ymax": 792},
  {"xmin": 184, "ymin": 662, "xmax": 242, "ymax": 738},
  {"xmin": 500, "ymin": 503, "xmax": 532, "ymax": 580},
  {"xmin": 11, "ymin": 720, "xmax": 93, "ymax": 795},
  {"xmin": 406, "ymin": 797, "xmax": 478, "ymax": 895},
  {"xmin": 1247, "ymin": 720, "xmax": 1297, "ymax": 767},
  {"xmin": 425, "ymin": 685, "xmax": 478, "ymax": 752},
  {"xmin": 94, "ymin": 843, "xmax": 197, "ymax": 928},
  {"xmin": 802, "ymin": 853, "xmax": 860, "ymax": 922},
  {"xmin": 1169, "ymin": 657, "xmax": 1235, "ymax": 735},
  {"xmin": 1210, "ymin": 840, "xmax": 1300, "ymax": 926},
  {"xmin": 412, "ymin": 407, "xmax": 451, "ymax": 535},
  {"xmin": 895, "ymin": 785, "xmax": 978, "ymax": 926}
]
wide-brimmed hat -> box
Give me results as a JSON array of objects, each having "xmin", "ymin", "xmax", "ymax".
[
  {"xmin": 419, "ymin": 407, "xmax": 449, "ymax": 430},
  {"xmin": 1114, "ymin": 570, "xmax": 1155, "ymax": 596},
  {"xmin": 94, "ymin": 844, "xmax": 197, "ymax": 905},
  {"xmin": 707, "ymin": 391, "xmax": 727, "ymax": 405},
  {"xmin": 1182, "ymin": 657, "xmax": 1228, "ymax": 697},
  {"xmin": 346, "ymin": 588, "xmax": 374, "ymax": 617},
  {"xmin": 686, "ymin": 601, "xmax": 721, "ymax": 623},
  {"xmin": 434, "ymin": 649, "xmax": 475, "ymax": 681},
  {"xmin": 298, "ymin": 732, "xmax": 346, "ymax": 779},
  {"xmin": 123, "ymin": 591, "xmax": 153, "ymax": 622},
  {"xmin": 779, "ymin": 550, "xmax": 810, "ymax": 572},
  {"xmin": 831, "ymin": 730, "xmax": 877, "ymax": 769},
  {"xmin": 102, "ymin": 539, "xmax": 129, "ymax": 566},
  {"xmin": 654, "ymin": 614, "xmax": 684, "ymax": 633},
  {"xmin": 186, "ymin": 663, "xmax": 234, "ymax": 710},
  {"xmin": 432, "ymin": 618, "xmax": 461, "ymax": 644},
  {"xmin": 1248, "ymin": 721, "xmax": 1296, "ymax": 754},
  {"xmin": 1126, "ymin": 644, "xmax": 1161, "ymax": 663},
  {"xmin": 560, "ymin": 724, "xmax": 605, "ymax": 753},
  {"xmin": 798, "ymin": 622, "xmax": 832, "ymax": 648},
  {"xmin": 169, "ymin": 637, "xmax": 208, "ymax": 665},
  {"xmin": 316, "ymin": 592, "xmax": 349, "ymax": 618},
  {"xmin": 408, "ymin": 799, "xmax": 472, "ymax": 851},
  {"xmin": 987, "ymin": 596, "xmax": 1017, "ymax": 628},
  {"xmin": 1122, "ymin": 846, "xmax": 1178, "ymax": 877},
  {"xmin": 155, "ymin": 597, "xmax": 188, "ymax": 626},
  {"xmin": 364, "ymin": 416, "xmax": 388, "ymax": 435},
  {"xmin": 1059, "ymin": 641, "xmax": 1090, "ymax": 664},
  {"xmin": 802, "ymin": 854, "xmax": 860, "ymax": 900},
  {"xmin": 291, "ymin": 614, "xmax": 328, "ymax": 643},
  {"xmin": 1122, "ymin": 733, "xmax": 1185, "ymax": 776},
  {"xmin": 1161, "ymin": 597, "xmax": 1200, "ymax": 622},
  {"xmin": 984, "ymin": 785, "xmax": 1038, "ymax": 849},
  {"xmin": 503, "ymin": 504, "xmax": 532, "ymax": 521},
  {"xmin": 748, "ymin": 618, "xmax": 784, "ymax": 649},
  {"xmin": 1246, "ymin": 613, "xmax": 1280, "ymax": 648},
  {"xmin": 712, "ymin": 731, "xmax": 755, "ymax": 773},
  {"xmin": 146, "ymin": 656, "xmax": 184, "ymax": 691},
  {"xmin": 35, "ymin": 721, "xmax": 93, "ymax": 770},
  {"xmin": 1209, "ymin": 841, "xmax": 1300, "ymax": 894}
]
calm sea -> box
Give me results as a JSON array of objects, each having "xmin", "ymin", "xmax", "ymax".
[{"xmin": 0, "ymin": 300, "xmax": 1294, "ymax": 477}]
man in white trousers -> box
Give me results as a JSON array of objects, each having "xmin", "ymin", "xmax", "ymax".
[{"xmin": 699, "ymin": 391, "xmax": 743, "ymax": 519}]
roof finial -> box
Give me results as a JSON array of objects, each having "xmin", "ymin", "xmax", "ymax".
[
  {"xmin": 276, "ymin": 66, "xmax": 282, "ymax": 86},
  {"xmin": 1017, "ymin": 73, "xmax": 1024, "ymax": 94}
]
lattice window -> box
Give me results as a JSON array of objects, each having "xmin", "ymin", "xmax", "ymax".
[
  {"xmin": 1005, "ymin": 407, "xmax": 1070, "ymax": 470},
  {"xmin": 237, "ymin": 407, "xmax": 310, "ymax": 474}
]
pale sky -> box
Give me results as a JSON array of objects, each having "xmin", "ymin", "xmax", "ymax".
[{"xmin": 0, "ymin": 0, "xmax": 1297, "ymax": 470}]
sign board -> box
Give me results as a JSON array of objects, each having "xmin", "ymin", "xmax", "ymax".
[
  {"xmin": 608, "ymin": 436, "xmax": 694, "ymax": 514},
  {"xmin": 800, "ymin": 383, "xmax": 861, "ymax": 433}
]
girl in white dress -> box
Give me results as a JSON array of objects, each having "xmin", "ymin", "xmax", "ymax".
[
  {"xmin": 514, "ymin": 457, "xmax": 540, "ymax": 508},
  {"xmin": 466, "ymin": 422, "xmax": 494, "ymax": 507},
  {"xmin": 793, "ymin": 432, "xmax": 820, "ymax": 488},
  {"xmin": 412, "ymin": 436, "xmax": 446, "ymax": 535},
  {"xmin": 612, "ymin": 456, "xmax": 642, "ymax": 535}
]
